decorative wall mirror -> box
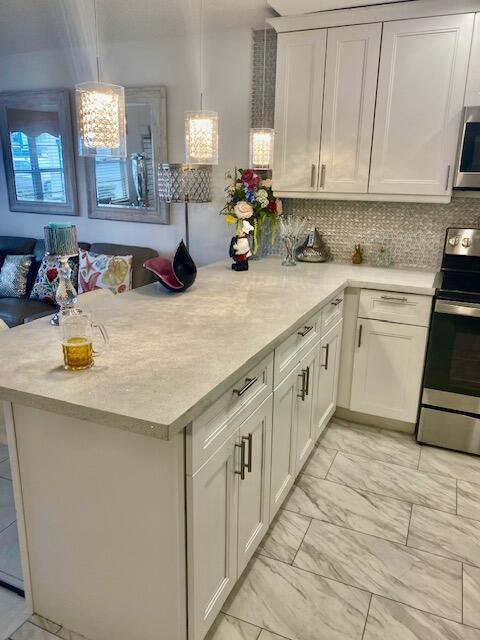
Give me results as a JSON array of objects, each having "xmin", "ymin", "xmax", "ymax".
[
  {"xmin": 86, "ymin": 86, "xmax": 169, "ymax": 224},
  {"xmin": 0, "ymin": 89, "xmax": 78, "ymax": 215}
]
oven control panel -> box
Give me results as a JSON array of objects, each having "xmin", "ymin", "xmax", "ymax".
[{"xmin": 445, "ymin": 228, "xmax": 480, "ymax": 256}]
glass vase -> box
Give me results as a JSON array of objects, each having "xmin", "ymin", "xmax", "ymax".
[{"xmin": 282, "ymin": 237, "xmax": 297, "ymax": 266}]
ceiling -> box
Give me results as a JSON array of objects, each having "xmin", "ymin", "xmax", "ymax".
[{"xmin": 0, "ymin": 0, "xmax": 277, "ymax": 58}]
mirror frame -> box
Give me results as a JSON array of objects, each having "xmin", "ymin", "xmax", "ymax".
[
  {"xmin": 86, "ymin": 86, "xmax": 169, "ymax": 225},
  {"xmin": 0, "ymin": 89, "xmax": 78, "ymax": 216}
]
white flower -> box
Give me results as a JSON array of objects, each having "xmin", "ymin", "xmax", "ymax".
[
  {"xmin": 261, "ymin": 178, "xmax": 272, "ymax": 189},
  {"xmin": 234, "ymin": 201, "xmax": 254, "ymax": 219},
  {"xmin": 256, "ymin": 189, "xmax": 269, "ymax": 206}
]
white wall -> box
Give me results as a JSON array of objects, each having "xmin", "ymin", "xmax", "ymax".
[{"xmin": 0, "ymin": 28, "xmax": 253, "ymax": 265}]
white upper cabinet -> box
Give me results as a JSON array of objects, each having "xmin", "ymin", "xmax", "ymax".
[
  {"xmin": 274, "ymin": 30, "xmax": 327, "ymax": 192},
  {"xmin": 370, "ymin": 14, "xmax": 474, "ymax": 196},
  {"xmin": 465, "ymin": 13, "xmax": 480, "ymax": 106},
  {"xmin": 319, "ymin": 23, "xmax": 381, "ymax": 193}
]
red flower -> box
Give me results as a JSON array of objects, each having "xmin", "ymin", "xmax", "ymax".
[
  {"xmin": 241, "ymin": 169, "xmax": 261, "ymax": 189},
  {"xmin": 267, "ymin": 200, "xmax": 277, "ymax": 212}
]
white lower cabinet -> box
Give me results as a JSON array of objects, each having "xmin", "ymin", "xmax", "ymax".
[
  {"xmin": 315, "ymin": 320, "xmax": 343, "ymax": 438},
  {"xmin": 270, "ymin": 365, "xmax": 300, "ymax": 520},
  {"xmin": 187, "ymin": 395, "xmax": 273, "ymax": 640},
  {"xmin": 237, "ymin": 396, "xmax": 272, "ymax": 575},
  {"xmin": 187, "ymin": 431, "xmax": 238, "ymax": 640},
  {"xmin": 295, "ymin": 342, "xmax": 321, "ymax": 474},
  {"xmin": 350, "ymin": 318, "xmax": 428, "ymax": 423}
]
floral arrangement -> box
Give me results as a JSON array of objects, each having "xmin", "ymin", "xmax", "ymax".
[{"xmin": 221, "ymin": 168, "xmax": 282, "ymax": 254}]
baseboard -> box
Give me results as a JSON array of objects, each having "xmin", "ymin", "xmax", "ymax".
[{"xmin": 334, "ymin": 407, "xmax": 416, "ymax": 434}]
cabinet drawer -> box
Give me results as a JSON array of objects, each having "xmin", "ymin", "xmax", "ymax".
[
  {"xmin": 273, "ymin": 310, "xmax": 321, "ymax": 386},
  {"xmin": 321, "ymin": 294, "xmax": 344, "ymax": 336},
  {"xmin": 358, "ymin": 289, "xmax": 432, "ymax": 327},
  {"xmin": 187, "ymin": 353, "xmax": 273, "ymax": 475}
]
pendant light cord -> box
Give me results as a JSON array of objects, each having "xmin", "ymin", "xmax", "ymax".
[
  {"xmin": 94, "ymin": 0, "xmax": 101, "ymax": 83},
  {"xmin": 199, "ymin": 0, "xmax": 204, "ymax": 110},
  {"xmin": 262, "ymin": 16, "xmax": 267, "ymax": 127}
]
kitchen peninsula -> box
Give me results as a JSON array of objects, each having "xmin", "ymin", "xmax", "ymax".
[{"xmin": 0, "ymin": 258, "xmax": 436, "ymax": 640}]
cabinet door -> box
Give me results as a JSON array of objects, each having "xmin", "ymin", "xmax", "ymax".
[
  {"xmin": 237, "ymin": 395, "xmax": 273, "ymax": 575},
  {"xmin": 316, "ymin": 321, "xmax": 343, "ymax": 439},
  {"xmin": 273, "ymin": 30, "xmax": 326, "ymax": 192},
  {"xmin": 319, "ymin": 23, "xmax": 381, "ymax": 193},
  {"xmin": 270, "ymin": 365, "xmax": 300, "ymax": 520},
  {"xmin": 370, "ymin": 14, "xmax": 474, "ymax": 196},
  {"xmin": 295, "ymin": 342, "xmax": 320, "ymax": 473},
  {"xmin": 350, "ymin": 319, "xmax": 428, "ymax": 423},
  {"xmin": 187, "ymin": 432, "xmax": 238, "ymax": 640}
]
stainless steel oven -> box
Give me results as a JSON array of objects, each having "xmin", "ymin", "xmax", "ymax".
[
  {"xmin": 418, "ymin": 228, "xmax": 480, "ymax": 454},
  {"xmin": 455, "ymin": 107, "xmax": 480, "ymax": 190}
]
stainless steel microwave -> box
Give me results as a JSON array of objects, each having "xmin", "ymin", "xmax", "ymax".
[{"xmin": 455, "ymin": 107, "xmax": 480, "ymax": 190}]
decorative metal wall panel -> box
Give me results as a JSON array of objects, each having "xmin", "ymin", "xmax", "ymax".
[{"xmin": 251, "ymin": 29, "xmax": 480, "ymax": 271}]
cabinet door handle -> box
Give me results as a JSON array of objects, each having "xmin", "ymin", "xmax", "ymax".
[
  {"xmin": 445, "ymin": 165, "xmax": 451, "ymax": 191},
  {"xmin": 322, "ymin": 344, "xmax": 329, "ymax": 370},
  {"xmin": 298, "ymin": 325, "xmax": 313, "ymax": 337},
  {"xmin": 331, "ymin": 298, "xmax": 342, "ymax": 307},
  {"xmin": 310, "ymin": 164, "xmax": 317, "ymax": 188},
  {"xmin": 320, "ymin": 164, "xmax": 326, "ymax": 188},
  {"xmin": 380, "ymin": 295, "xmax": 408, "ymax": 304},
  {"xmin": 298, "ymin": 370, "xmax": 307, "ymax": 401},
  {"xmin": 305, "ymin": 366, "xmax": 310, "ymax": 396},
  {"xmin": 242, "ymin": 433, "xmax": 253, "ymax": 473},
  {"xmin": 358, "ymin": 324, "xmax": 363, "ymax": 348},
  {"xmin": 235, "ymin": 440, "xmax": 246, "ymax": 480},
  {"xmin": 233, "ymin": 377, "xmax": 257, "ymax": 396}
]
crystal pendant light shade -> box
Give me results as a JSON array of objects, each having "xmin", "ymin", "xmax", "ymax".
[
  {"xmin": 75, "ymin": 82, "xmax": 127, "ymax": 158},
  {"xmin": 249, "ymin": 128, "xmax": 275, "ymax": 170},
  {"xmin": 185, "ymin": 111, "xmax": 219, "ymax": 165}
]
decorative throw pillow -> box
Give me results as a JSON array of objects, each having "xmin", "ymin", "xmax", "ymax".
[
  {"xmin": 78, "ymin": 250, "xmax": 133, "ymax": 295},
  {"xmin": 0, "ymin": 255, "xmax": 34, "ymax": 298},
  {"xmin": 30, "ymin": 256, "xmax": 79, "ymax": 305}
]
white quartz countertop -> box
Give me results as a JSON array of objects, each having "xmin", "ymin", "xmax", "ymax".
[{"xmin": 0, "ymin": 258, "xmax": 436, "ymax": 440}]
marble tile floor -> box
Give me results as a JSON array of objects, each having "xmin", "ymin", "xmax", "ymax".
[{"xmin": 4, "ymin": 418, "xmax": 480, "ymax": 640}]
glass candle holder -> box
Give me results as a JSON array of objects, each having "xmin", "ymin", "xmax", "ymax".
[{"xmin": 279, "ymin": 217, "xmax": 308, "ymax": 267}]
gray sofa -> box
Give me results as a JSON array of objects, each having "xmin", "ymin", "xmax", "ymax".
[{"xmin": 0, "ymin": 236, "xmax": 158, "ymax": 327}]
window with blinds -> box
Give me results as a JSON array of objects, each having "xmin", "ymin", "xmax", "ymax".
[
  {"xmin": 95, "ymin": 158, "xmax": 129, "ymax": 205},
  {"xmin": 9, "ymin": 131, "xmax": 67, "ymax": 203}
]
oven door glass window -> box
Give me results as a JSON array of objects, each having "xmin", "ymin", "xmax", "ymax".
[
  {"xmin": 424, "ymin": 310, "xmax": 480, "ymax": 398},
  {"xmin": 460, "ymin": 122, "xmax": 480, "ymax": 173}
]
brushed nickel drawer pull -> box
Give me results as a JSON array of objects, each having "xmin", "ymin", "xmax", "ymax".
[
  {"xmin": 233, "ymin": 377, "xmax": 257, "ymax": 396},
  {"xmin": 322, "ymin": 344, "xmax": 329, "ymax": 370},
  {"xmin": 445, "ymin": 164, "xmax": 451, "ymax": 191},
  {"xmin": 358, "ymin": 324, "xmax": 363, "ymax": 348},
  {"xmin": 305, "ymin": 366, "xmax": 310, "ymax": 396},
  {"xmin": 235, "ymin": 440, "xmax": 246, "ymax": 480},
  {"xmin": 331, "ymin": 298, "xmax": 342, "ymax": 307},
  {"xmin": 310, "ymin": 164, "xmax": 317, "ymax": 188},
  {"xmin": 298, "ymin": 370, "xmax": 307, "ymax": 401},
  {"xmin": 380, "ymin": 295, "xmax": 408, "ymax": 303},
  {"xmin": 242, "ymin": 433, "xmax": 253, "ymax": 473},
  {"xmin": 320, "ymin": 164, "xmax": 326, "ymax": 188},
  {"xmin": 298, "ymin": 325, "xmax": 313, "ymax": 337}
]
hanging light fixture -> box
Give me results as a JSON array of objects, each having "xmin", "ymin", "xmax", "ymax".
[
  {"xmin": 185, "ymin": 0, "xmax": 219, "ymax": 165},
  {"xmin": 75, "ymin": 0, "xmax": 126, "ymax": 158},
  {"xmin": 249, "ymin": 17, "xmax": 274, "ymax": 170}
]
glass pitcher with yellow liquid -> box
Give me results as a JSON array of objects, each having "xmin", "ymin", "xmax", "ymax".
[{"xmin": 60, "ymin": 312, "xmax": 109, "ymax": 370}]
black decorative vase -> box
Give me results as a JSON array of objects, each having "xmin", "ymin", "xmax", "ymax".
[{"xmin": 143, "ymin": 240, "xmax": 197, "ymax": 292}]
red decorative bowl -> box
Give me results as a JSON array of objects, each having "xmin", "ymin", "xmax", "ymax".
[{"xmin": 143, "ymin": 241, "xmax": 197, "ymax": 292}]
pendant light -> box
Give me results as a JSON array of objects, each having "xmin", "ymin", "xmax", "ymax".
[
  {"xmin": 75, "ymin": 0, "xmax": 127, "ymax": 158},
  {"xmin": 185, "ymin": 0, "xmax": 219, "ymax": 165},
  {"xmin": 249, "ymin": 17, "xmax": 274, "ymax": 170}
]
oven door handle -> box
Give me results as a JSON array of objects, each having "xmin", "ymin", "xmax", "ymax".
[{"xmin": 435, "ymin": 299, "xmax": 480, "ymax": 318}]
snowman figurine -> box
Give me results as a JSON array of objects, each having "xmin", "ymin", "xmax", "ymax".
[{"xmin": 230, "ymin": 220, "xmax": 254, "ymax": 271}]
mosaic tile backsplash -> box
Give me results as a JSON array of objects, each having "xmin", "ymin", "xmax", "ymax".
[{"xmin": 252, "ymin": 30, "xmax": 480, "ymax": 271}]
